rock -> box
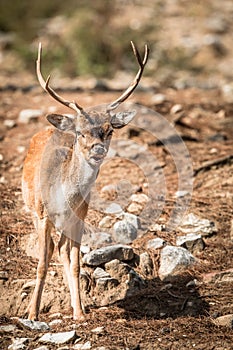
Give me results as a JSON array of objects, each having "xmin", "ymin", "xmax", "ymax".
[
  {"xmin": 202, "ymin": 268, "xmax": 233, "ymax": 283},
  {"xmin": 8, "ymin": 338, "xmax": 30, "ymax": 350},
  {"xmin": 100, "ymin": 184, "xmax": 117, "ymax": 195},
  {"xmin": 39, "ymin": 330, "xmax": 77, "ymax": 345},
  {"xmin": 176, "ymin": 233, "xmax": 205, "ymax": 253},
  {"xmin": 91, "ymin": 326, "xmax": 104, "ymax": 334},
  {"xmin": 170, "ymin": 104, "xmax": 183, "ymax": 114},
  {"xmin": 33, "ymin": 347, "xmax": 49, "ymax": 350},
  {"xmin": 17, "ymin": 318, "xmax": 49, "ymax": 331},
  {"xmin": 147, "ymin": 237, "xmax": 166, "ymax": 250},
  {"xmin": 4, "ymin": 119, "xmax": 16, "ymax": 128},
  {"xmin": 127, "ymin": 202, "xmax": 143, "ymax": 215},
  {"xmin": 18, "ymin": 109, "xmax": 42, "ymax": 124},
  {"xmin": 159, "ymin": 246, "xmax": 195, "ymax": 280},
  {"xmin": 205, "ymin": 17, "xmax": 228, "ymax": 34},
  {"xmin": 104, "ymin": 203, "xmax": 124, "ymax": 216},
  {"xmin": 123, "ymin": 212, "xmax": 141, "ymax": 230},
  {"xmin": 49, "ymin": 319, "xmax": 63, "ymax": 327},
  {"xmin": 178, "ymin": 213, "xmax": 217, "ymax": 237},
  {"xmin": 95, "ymin": 277, "xmax": 119, "ymax": 292},
  {"xmin": 105, "ymin": 259, "xmax": 131, "ymax": 281},
  {"xmin": 151, "ymin": 93, "xmax": 166, "ymax": 105},
  {"xmin": 21, "ymin": 280, "xmax": 36, "ymax": 290},
  {"xmin": 139, "ymin": 252, "xmax": 153, "ymax": 276},
  {"xmin": 80, "ymin": 245, "xmax": 90, "ymax": 254},
  {"xmin": 175, "ymin": 190, "xmax": 190, "ymax": 198},
  {"xmin": 113, "ymin": 220, "xmax": 137, "ymax": 244},
  {"xmin": 130, "ymin": 193, "xmax": 149, "ymax": 205},
  {"xmin": 99, "ymin": 216, "xmax": 115, "ymax": 229},
  {"xmin": 213, "ymin": 314, "xmax": 233, "ymax": 328},
  {"xmin": 0, "ymin": 270, "xmax": 9, "ymax": 280},
  {"xmin": 82, "ymin": 231, "xmax": 112, "ymax": 249},
  {"xmin": 73, "ymin": 341, "xmax": 91, "ymax": 350},
  {"xmin": 82, "ymin": 244, "xmax": 134, "ymax": 266},
  {"xmin": 0, "ymin": 324, "xmax": 17, "ymax": 332},
  {"xmin": 93, "ymin": 267, "xmax": 111, "ymax": 280}
]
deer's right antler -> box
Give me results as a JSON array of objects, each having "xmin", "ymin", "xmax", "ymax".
[{"xmin": 36, "ymin": 43, "xmax": 83, "ymax": 113}]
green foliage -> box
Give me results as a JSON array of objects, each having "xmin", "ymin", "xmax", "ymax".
[{"xmin": 0, "ymin": 0, "xmax": 156, "ymax": 77}]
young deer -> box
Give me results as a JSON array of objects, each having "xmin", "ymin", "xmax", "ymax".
[{"xmin": 22, "ymin": 42, "xmax": 149, "ymax": 321}]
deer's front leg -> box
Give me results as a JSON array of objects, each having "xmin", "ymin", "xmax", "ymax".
[
  {"xmin": 70, "ymin": 240, "xmax": 85, "ymax": 320},
  {"xmin": 28, "ymin": 217, "xmax": 54, "ymax": 320}
]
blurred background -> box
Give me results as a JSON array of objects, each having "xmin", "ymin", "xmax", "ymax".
[{"xmin": 0, "ymin": 0, "xmax": 233, "ymax": 92}]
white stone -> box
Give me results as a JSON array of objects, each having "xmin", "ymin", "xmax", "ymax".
[
  {"xmin": 147, "ymin": 237, "xmax": 166, "ymax": 250},
  {"xmin": 0, "ymin": 324, "xmax": 17, "ymax": 332},
  {"xmin": 8, "ymin": 338, "xmax": 29, "ymax": 350},
  {"xmin": 73, "ymin": 341, "xmax": 91, "ymax": 349},
  {"xmin": 39, "ymin": 330, "xmax": 77, "ymax": 345},
  {"xmin": 49, "ymin": 319, "xmax": 63, "ymax": 327},
  {"xmin": 104, "ymin": 203, "xmax": 123, "ymax": 216},
  {"xmin": 127, "ymin": 202, "xmax": 143, "ymax": 215},
  {"xmin": 93, "ymin": 267, "xmax": 110, "ymax": 280},
  {"xmin": 151, "ymin": 93, "xmax": 166, "ymax": 105},
  {"xmin": 113, "ymin": 220, "xmax": 137, "ymax": 244},
  {"xmin": 91, "ymin": 326, "xmax": 104, "ymax": 334},
  {"xmin": 4, "ymin": 119, "xmax": 16, "ymax": 128},
  {"xmin": 123, "ymin": 212, "xmax": 140, "ymax": 229},
  {"xmin": 179, "ymin": 213, "xmax": 217, "ymax": 237},
  {"xmin": 159, "ymin": 245, "xmax": 195, "ymax": 280},
  {"xmin": 18, "ymin": 109, "xmax": 43, "ymax": 124},
  {"xmin": 170, "ymin": 104, "xmax": 183, "ymax": 114},
  {"xmin": 99, "ymin": 216, "xmax": 114, "ymax": 229},
  {"xmin": 17, "ymin": 318, "xmax": 49, "ymax": 331},
  {"xmin": 130, "ymin": 193, "xmax": 149, "ymax": 205}
]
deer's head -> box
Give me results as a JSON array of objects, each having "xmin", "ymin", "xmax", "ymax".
[{"xmin": 36, "ymin": 42, "xmax": 149, "ymax": 166}]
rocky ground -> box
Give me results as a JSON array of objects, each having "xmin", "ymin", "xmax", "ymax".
[
  {"xmin": 0, "ymin": 82, "xmax": 233, "ymax": 349},
  {"xmin": 0, "ymin": 1, "xmax": 233, "ymax": 349}
]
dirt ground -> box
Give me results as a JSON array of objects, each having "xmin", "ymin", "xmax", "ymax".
[{"xmin": 0, "ymin": 82, "xmax": 233, "ymax": 349}]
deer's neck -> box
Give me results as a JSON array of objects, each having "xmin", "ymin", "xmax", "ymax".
[{"xmin": 63, "ymin": 144, "xmax": 99, "ymax": 201}]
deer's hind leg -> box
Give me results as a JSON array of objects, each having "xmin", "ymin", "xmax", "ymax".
[{"xmin": 27, "ymin": 216, "xmax": 54, "ymax": 320}]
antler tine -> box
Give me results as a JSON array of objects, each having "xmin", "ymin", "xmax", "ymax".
[
  {"xmin": 36, "ymin": 42, "xmax": 83, "ymax": 113},
  {"xmin": 107, "ymin": 41, "xmax": 149, "ymax": 111}
]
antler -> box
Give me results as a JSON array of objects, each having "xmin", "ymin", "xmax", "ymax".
[
  {"xmin": 107, "ymin": 41, "xmax": 149, "ymax": 111},
  {"xmin": 36, "ymin": 42, "xmax": 83, "ymax": 113}
]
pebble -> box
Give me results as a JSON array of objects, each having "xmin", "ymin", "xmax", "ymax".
[
  {"xmin": 8, "ymin": 337, "xmax": 30, "ymax": 350},
  {"xmin": 113, "ymin": 220, "xmax": 137, "ymax": 244},
  {"xmin": 178, "ymin": 213, "xmax": 217, "ymax": 237},
  {"xmin": 0, "ymin": 324, "xmax": 17, "ymax": 332},
  {"xmin": 130, "ymin": 193, "xmax": 149, "ymax": 205},
  {"xmin": 0, "ymin": 270, "xmax": 9, "ymax": 280},
  {"xmin": 93, "ymin": 267, "xmax": 111, "ymax": 280},
  {"xmin": 99, "ymin": 216, "xmax": 115, "ymax": 229},
  {"xmin": 170, "ymin": 104, "xmax": 183, "ymax": 114},
  {"xmin": 176, "ymin": 233, "xmax": 205, "ymax": 253},
  {"xmin": 104, "ymin": 203, "xmax": 124, "ymax": 216},
  {"xmin": 17, "ymin": 318, "xmax": 50, "ymax": 331},
  {"xmin": 48, "ymin": 319, "xmax": 63, "ymax": 327},
  {"xmin": 123, "ymin": 212, "xmax": 140, "ymax": 230},
  {"xmin": 213, "ymin": 314, "xmax": 233, "ymax": 328},
  {"xmin": 91, "ymin": 326, "xmax": 104, "ymax": 334},
  {"xmin": 82, "ymin": 244, "xmax": 134, "ymax": 266},
  {"xmin": 4, "ymin": 119, "xmax": 16, "ymax": 128},
  {"xmin": 158, "ymin": 245, "xmax": 195, "ymax": 280},
  {"xmin": 151, "ymin": 93, "xmax": 166, "ymax": 105},
  {"xmin": 127, "ymin": 202, "xmax": 143, "ymax": 215},
  {"xmin": 33, "ymin": 347, "xmax": 49, "ymax": 350},
  {"xmin": 18, "ymin": 109, "xmax": 43, "ymax": 124},
  {"xmin": 73, "ymin": 341, "xmax": 91, "ymax": 350},
  {"xmin": 147, "ymin": 237, "xmax": 166, "ymax": 250},
  {"xmin": 39, "ymin": 330, "xmax": 77, "ymax": 345}
]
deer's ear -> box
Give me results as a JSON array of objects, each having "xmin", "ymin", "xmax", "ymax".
[
  {"xmin": 46, "ymin": 114, "xmax": 75, "ymax": 132},
  {"xmin": 110, "ymin": 110, "xmax": 136, "ymax": 129}
]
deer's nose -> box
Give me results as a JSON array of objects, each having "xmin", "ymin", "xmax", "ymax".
[{"xmin": 92, "ymin": 144, "xmax": 106, "ymax": 155}]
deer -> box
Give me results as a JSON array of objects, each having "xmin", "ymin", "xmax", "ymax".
[{"xmin": 22, "ymin": 41, "xmax": 149, "ymax": 321}]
